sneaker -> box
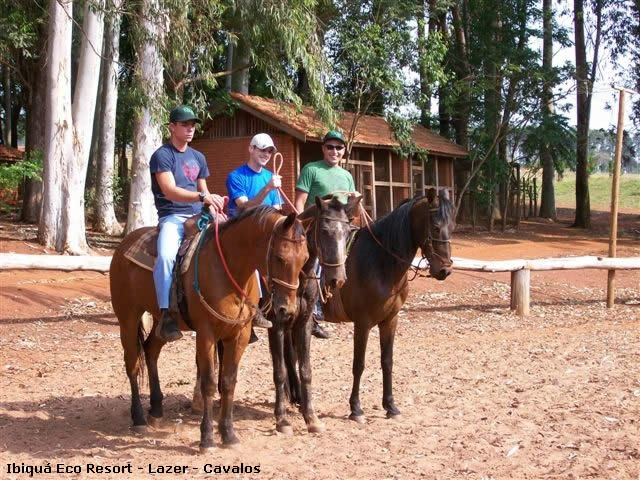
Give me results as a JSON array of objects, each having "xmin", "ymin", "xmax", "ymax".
[
  {"xmin": 252, "ymin": 309, "xmax": 273, "ymax": 329},
  {"xmin": 156, "ymin": 310, "xmax": 183, "ymax": 342},
  {"xmin": 311, "ymin": 318, "xmax": 330, "ymax": 339}
]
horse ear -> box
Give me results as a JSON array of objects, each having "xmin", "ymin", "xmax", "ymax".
[
  {"xmin": 315, "ymin": 195, "xmax": 325, "ymax": 212},
  {"xmin": 299, "ymin": 215, "xmax": 314, "ymax": 232},
  {"xmin": 282, "ymin": 212, "xmax": 297, "ymax": 231},
  {"xmin": 344, "ymin": 193, "xmax": 363, "ymax": 220},
  {"xmin": 426, "ymin": 187, "xmax": 437, "ymax": 204}
]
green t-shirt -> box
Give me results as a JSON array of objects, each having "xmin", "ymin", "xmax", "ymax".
[{"xmin": 295, "ymin": 160, "xmax": 356, "ymax": 207}]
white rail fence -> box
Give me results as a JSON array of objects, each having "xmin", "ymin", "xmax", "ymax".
[{"xmin": 1, "ymin": 254, "xmax": 638, "ymax": 317}]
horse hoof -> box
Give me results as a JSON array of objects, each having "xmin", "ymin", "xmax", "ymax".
[
  {"xmin": 131, "ymin": 424, "xmax": 148, "ymax": 434},
  {"xmin": 307, "ymin": 422, "xmax": 325, "ymax": 434},
  {"xmin": 276, "ymin": 424, "xmax": 294, "ymax": 435},
  {"xmin": 148, "ymin": 416, "xmax": 163, "ymax": 429},
  {"xmin": 221, "ymin": 438, "xmax": 240, "ymax": 448},
  {"xmin": 386, "ymin": 412, "xmax": 402, "ymax": 420},
  {"xmin": 199, "ymin": 445, "xmax": 215, "ymax": 454},
  {"xmin": 349, "ymin": 414, "xmax": 366, "ymax": 424}
]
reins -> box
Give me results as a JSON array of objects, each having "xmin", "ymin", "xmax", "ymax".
[
  {"xmin": 192, "ymin": 206, "xmax": 301, "ymax": 325},
  {"xmin": 356, "ymin": 200, "xmax": 451, "ymax": 280}
]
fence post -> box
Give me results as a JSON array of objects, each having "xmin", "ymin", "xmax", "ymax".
[{"xmin": 510, "ymin": 269, "xmax": 531, "ymax": 316}]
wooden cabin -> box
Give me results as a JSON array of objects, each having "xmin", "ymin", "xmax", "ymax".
[{"xmin": 191, "ymin": 94, "xmax": 467, "ymax": 218}]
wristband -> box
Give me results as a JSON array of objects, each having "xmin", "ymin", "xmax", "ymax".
[{"xmin": 199, "ymin": 191, "xmax": 206, "ymax": 203}]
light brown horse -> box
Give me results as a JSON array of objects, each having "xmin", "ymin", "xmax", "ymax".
[
  {"xmin": 284, "ymin": 189, "xmax": 455, "ymax": 423},
  {"xmin": 110, "ymin": 206, "xmax": 308, "ymax": 451}
]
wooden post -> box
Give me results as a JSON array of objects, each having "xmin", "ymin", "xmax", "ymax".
[
  {"xmin": 515, "ymin": 164, "xmax": 521, "ymax": 228},
  {"xmin": 511, "ymin": 269, "xmax": 531, "ymax": 316},
  {"xmin": 607, "ymin": 88, "xmax": 630, "ymax": 307},
  {"xmin": 533, "ymin": 177, "xmax": 538, "ymax": 217}
]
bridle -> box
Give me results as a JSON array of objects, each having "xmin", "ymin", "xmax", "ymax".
[
  {"xmin": 194, "ymin": 211, "xmax": 305, "ymax": 325},
  {"xmin": 313, "ymin": 214, "xmax": 350, "ymax": 268},
  {"xmin": 265, "ymin": 216, "xmax": 305, "ymax": 292},
  {"xmin": 359, "ymin": 201, "xmax": 452, "ymax": 278},
  {"xmin": 419, "ymin": 206, "xmax": 453, "ymax": 269}
]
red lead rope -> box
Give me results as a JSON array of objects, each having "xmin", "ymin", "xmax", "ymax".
[{"xmin": 207, "ymin": 197, "xmax": 251, "ymax": 300}]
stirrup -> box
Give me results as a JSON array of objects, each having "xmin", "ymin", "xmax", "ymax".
[{"xmin": 156, "ymin": 311, "xmax": 183, "ymax": 342}]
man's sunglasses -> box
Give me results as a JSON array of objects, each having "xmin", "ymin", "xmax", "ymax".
[{"xmin": 324, "ymin": 144, "xmax": 344, "ymax": 151}]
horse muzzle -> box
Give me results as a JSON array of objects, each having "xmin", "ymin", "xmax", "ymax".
[{"xmin": 430, "ymin": 266, "xmax": 452, "ymax": 281}]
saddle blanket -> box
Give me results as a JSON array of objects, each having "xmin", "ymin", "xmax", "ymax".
[{"xmin": 123, "ymin": 228, "xmax": 203, "ymax": 274}]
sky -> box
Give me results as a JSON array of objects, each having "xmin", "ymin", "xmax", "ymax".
[
  {"xmin": 553, "ymin": 41, "xmax": 635, "ymax": 132},
  {"xmin": 551, "ymin": 2, "xmax": 636, "ymax": 133}
]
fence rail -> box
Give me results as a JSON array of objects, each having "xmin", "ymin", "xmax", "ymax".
[{"xmin": 1, "ymin": 253, "xmax": 638, "ymax": 317}]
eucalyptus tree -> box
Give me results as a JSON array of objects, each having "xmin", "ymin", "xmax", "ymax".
[
  {"xmin": 40, "ymin": 0, "xmax": 104, "ymax": 253},
  {"xmin": 324, "ymin": 0, "xmax": 418, "ymax": 159},
  {"xmin": 94, "ymin": 0, "xmax": 123, "ymax": 236},
  {"xmin": 0, "ymin": 0, "xmax": 47, "ymax": 222}
]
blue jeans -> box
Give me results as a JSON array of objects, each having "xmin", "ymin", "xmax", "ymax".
[{"xmin": 153, "ymin": 214, "xmax": 191, "ymax": 309}]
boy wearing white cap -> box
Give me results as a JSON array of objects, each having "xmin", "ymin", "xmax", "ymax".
[
  {"xmin": 226, "ymin": 133, "xmax": 283, "ymax": 217},
  {"xmin": 226, "ymin": 133, "xmax": 284, "ymax": 335}
]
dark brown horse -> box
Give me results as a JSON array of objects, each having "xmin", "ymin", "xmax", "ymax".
[
  {"xmin": 267, "ymin": 195, "xmax": 362, "ymax": 434},
  {"xmin": 110, "ymin": 206, "xmax": 308, "ymax": 451},
  {"xmin": 195, "ymin": 195, "xmax": 362, "ymax": 433},
  {"xmin": 284, "ymin": 189, "xmax": 455, "ymax": 423}
]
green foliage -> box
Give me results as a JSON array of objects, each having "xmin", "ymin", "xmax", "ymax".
[
  {"xmin": 326, "ymin": 0, "xmax": 417, "ymax": 115},
  {"xmin": 517, "ymin": 113, "xmax": 577, "ymax": 175},
  {"xmin": 387, "ymin": 112, "xmax": 429, "ymax": 162},
  {"xmin": 0, "ymin": 0, "xmax": 43, "ymax": 62},
  {"xmin": 0, "ymin": 150, "xmax": 42, "ymax": 190}
]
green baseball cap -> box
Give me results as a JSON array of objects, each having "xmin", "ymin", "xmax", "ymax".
[
  {"xmin": 323, "ymin": 129, "xmax": 345, "ymax": 144},
  {"xmin": 169, "ymin": 105, "xmax": 201, "ymax": 123}
]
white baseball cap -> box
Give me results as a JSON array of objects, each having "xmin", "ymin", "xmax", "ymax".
[{"xmin": 250, "ymin": 133, "xmax": 276, "ymax": 151}]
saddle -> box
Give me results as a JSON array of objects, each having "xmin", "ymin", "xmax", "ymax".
[{"xmin": 123, "ymin": 214, "xmax": 207, "ymax": 329}]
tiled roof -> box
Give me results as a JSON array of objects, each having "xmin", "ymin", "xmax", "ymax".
[
  {"xmin": 0, "ymin": 145, "xmax": 24, "ymax": 162},
  {"xmin": 229, "ymin": 93, "xmax": 468, "ymax": 158}
]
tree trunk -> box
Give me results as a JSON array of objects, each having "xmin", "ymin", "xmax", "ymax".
[
  {"xmin": 126, "ymin": 0, "xmax": 163, "ymax": 233},
  {"xmin": 64, "ymin": 0, "xmax": 104, "ymax": 251},
  {"xmin": 95, "ymin": 0, "xmax": 124, "ymax": 236},
  {"xmin": 539, "ymin": 0, "xmax": 556, "ymax": 219},
  {"xmin": 451, "ymin": 1, "xmax": 471, "ymax": 150},
  {"xmin": 416, "ymin": 0, "xmax": 431, "ymax": 128},
  {"xmin": 572, "ymin": 0, "xmax": 602, "ymax": 228},
  {"xmin": 21, "ymin": 21, "xmax": 48, "ymax": 223},
  {"xmin": 3, "ymin": 67, "xmax": 11, "ymax": 146},
  {"xmin": 230, "ymin": 36, "xmax": 250, "ymax": 94},
  {"xmin": 22, "ymin": 64, "xmax": 46, "ymax": 223},
  {"xmin": 40, "ymin": 0, "xmax": 104, "ymax": 253},
  {"xmin": 39, "ymin": 0, "xmax": 75, "ymax": 250}
]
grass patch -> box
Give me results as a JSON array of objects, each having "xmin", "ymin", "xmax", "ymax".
[{"xmin": 554, "ymin": 173, "xmax": 640, "ymax": 210}]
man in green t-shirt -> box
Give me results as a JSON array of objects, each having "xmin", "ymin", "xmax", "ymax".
[
  {"xmin": 294, "ymin": 130, "xmax": 357, "ymax": 339},
  {"xmin": 294, "ymin": 130, "xmax": 356, "ymax": 212}
]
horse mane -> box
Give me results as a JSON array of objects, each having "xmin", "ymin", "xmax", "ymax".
[
  {"xmin": 355, "ymin": 199, "xmax": 416, "ymax": 273},
  {"xmin": 354, "ymin": 192, "xmax": 455, "ymax": 273},
  {"xmin": 433, "ymin": 192, "xmax": 455, "ymax": 226},
  {"xmin": 219, "ymin": 205, "xmax": 305, "ymax": 239}
]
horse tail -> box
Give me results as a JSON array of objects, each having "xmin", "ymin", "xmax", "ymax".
[{"xmin": 136, "ymin": 312, "xmax": 151, "ymax": 383}]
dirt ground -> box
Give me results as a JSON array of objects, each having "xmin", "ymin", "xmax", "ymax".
[{"xmin": 0, "ymin": 208, "xmax": 638, "ymax": 480}]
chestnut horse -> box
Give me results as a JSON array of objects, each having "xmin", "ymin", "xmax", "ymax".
[
  {"xmin": 267, "ymin": 194, "xmax": 362, "ymax": 434},
  {"xmin": 110, "ymin": 206, "xmax": 308, "ymax": 451},
  {"xmin": 284, "ymin": 189, "xmax": 455, "ymax": 423}
]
